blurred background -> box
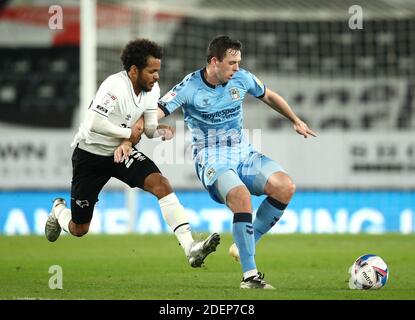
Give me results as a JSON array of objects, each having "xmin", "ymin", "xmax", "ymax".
[{"xmin": 0, "ymin": 0, "xmax": 414, "ymax": 235}]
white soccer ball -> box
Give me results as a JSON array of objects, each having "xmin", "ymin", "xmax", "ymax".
[
  {"xmin": 228, "ymin": 243, "xmax": 240, "ymax": 262},
  {"xmin": 348, "ymin": 254, "xmax": 389, "ymax": 290}
]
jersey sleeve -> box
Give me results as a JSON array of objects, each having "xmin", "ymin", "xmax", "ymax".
[
  {"xmin": 90, "ymin": 77, "xmax": 119, "ymax": 118},
  {"xmin": 243, "ymin": 70, "xmax": 266, "ymax": 99},
  {"xmin": 144, "ymin": 83, "xmax": 160, "ymax": 133},
  {"xmin": 158, "ymin": 75, "xmax": 193, "ymax": 115},
  {"xmin": 145, "ymin": 82, "xmax": 161, "ymax": 112}
]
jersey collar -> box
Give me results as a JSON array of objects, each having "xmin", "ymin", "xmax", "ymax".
[
  {"xmin": 123, "ymin": 70, "xmax": 142, "ymax": 106},
  {"xmin": 200, "ymin": 68, "xmax": 228, "ymax": 89}
]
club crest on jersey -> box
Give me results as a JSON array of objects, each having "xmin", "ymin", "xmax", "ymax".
[
  {"xmin": 206, "ymin": 167, "xmax": 216, "ymax": 181},
  {"xmin": 229, "ymin": 87, "xmax": 240, "ymax": 100}
]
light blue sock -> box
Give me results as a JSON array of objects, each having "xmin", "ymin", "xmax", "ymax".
[
  {"xmin": 232, "ymin": 213, "xmax": 256, "ymax": 274},
  {"xmin": 253, "ymin": 197, "xmax": 288, "ymax": 243}
]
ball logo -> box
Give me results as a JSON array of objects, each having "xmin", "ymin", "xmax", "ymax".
[{"xmin": 362, "ymin": 271, "xmax": 373, "ymax": 285}]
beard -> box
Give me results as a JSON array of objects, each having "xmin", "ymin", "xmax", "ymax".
[
  {"xmin": 135, "ymin": 69, "xmax": 155, "ymax": 92},
  {"xmin": 136, "ymin": 78, "xmax": 153, "ymax": 92},
  {"xmin": 141, "ymin": 83, "xmax": 152, "ymax": 92},
  {"xmin": 137, "ymin": 81, "xmax": 151, "ymax": 92}
]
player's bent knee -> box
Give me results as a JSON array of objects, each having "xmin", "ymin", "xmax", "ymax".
[
  {"xmin": 226, "ymin": 186, "xmax": 252, "ymax": 212},
  {"xmin": 274, "ymin": 181, "xmax": 295, "ymax": 202},
  {"xmin": 286, "ymin": 181, "xmax": 296, "ymax": 198},
  {"xmin": 72, "ymin": 229, "xmax": 88, "ymax": 237},
  {"xmin": 266, "ymin": 172, "xmax": 296, "ymax": 201},
  {"xmin": 143, "ymin": 173, "xmax": 173, "ymax": 199}
]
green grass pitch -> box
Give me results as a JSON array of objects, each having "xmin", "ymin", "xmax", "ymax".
[{"xmin": 1, "ymin": 233, "xmax": 414, "ymax": 300}]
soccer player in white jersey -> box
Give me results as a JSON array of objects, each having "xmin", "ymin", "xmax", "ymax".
[
  {"xmin": 45, "ymin": 39, "xmax": 220, "ymax": 268},
  {"xmin": 117, "ymin": 35, "xmax": 316, "ymax": 289}
]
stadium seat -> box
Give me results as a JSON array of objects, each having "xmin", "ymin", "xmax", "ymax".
[{"xmin": 0, "ymin": 81, "xmax": 18, "ymax": 106}]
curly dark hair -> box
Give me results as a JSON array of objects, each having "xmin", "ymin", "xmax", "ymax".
[
  {"xmin": 120, "ymin": 38, "xmax": 163, "ymax": 72},
  {"xmin": 206, "ymin": 35, "xmax": 242, "ymax": 63}
]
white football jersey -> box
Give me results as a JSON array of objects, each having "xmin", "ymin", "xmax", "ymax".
[{"xmin": 72, "ymin": 71, "xmax": 160, "ymax": 156}]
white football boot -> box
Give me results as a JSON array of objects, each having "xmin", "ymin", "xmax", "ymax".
[
  {"xmin": 45, "ymin": 198, "xmax": 66, "ymax": 242},
  {"xmin": 187, "ymin": 232, "xmax": 220, "ymax": 268}
]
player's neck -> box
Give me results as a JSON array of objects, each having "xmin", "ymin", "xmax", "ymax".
[
  {"xmin": 204, "ymin": 66, "xmax": 221, "ymax": 86},
  {"xmin": 127, "ymin": 71, "xmax": 142, "ymax": 96},
  {"xmin": 132, "ymin": 86, "xmax": 141, "ymax": 96}
]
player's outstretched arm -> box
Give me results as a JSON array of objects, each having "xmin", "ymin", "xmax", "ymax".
[
  {"xmin": 143, "ymin": 107, "xmax": 175, "ymax": 140},
  {"xmin": 260, "ymin": 88, "xmax": 317, "ymax": 138},
  {"xmin": 87, "ymin": 111, "xmax": 136, "ymax": 140},
  {"xmin": 114, "ymin": 108, "xmax": 173, "ymax": 163}
]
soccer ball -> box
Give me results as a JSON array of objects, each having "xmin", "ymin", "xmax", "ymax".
[
  {"xmin": 228, "ymin": 243, "xmax": 240, "ymax": 262},
  {"xmin": 348, "ymin": 254, "xmax": 389, "ymax": 290}
]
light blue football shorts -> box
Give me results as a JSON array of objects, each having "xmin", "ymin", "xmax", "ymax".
[{"xmin": 194, "ymin": 144, "xmax": 286, "ymax": 204}]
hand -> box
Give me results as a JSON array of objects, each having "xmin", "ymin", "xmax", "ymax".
[
  {"xmin": 130, "ymin": 119, "xmax": 144, "ymax": 144},
  {"xmin": 156, "ymin": 124, "xmax": 175, "ymax": 141},
  {"xmin": 114, "ymin": 140, "xmax": 133, "ymax": 163},
  {"xmin": 293, "ymin": 120, "xmax": 317, "ymax": 138}
]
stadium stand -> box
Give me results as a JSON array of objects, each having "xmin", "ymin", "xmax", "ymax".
[
  {"xmin": 158, "ymin": 18, "xmax": 414, "ymax": 131},
  {"xmin": 0, "ymin": 46, "xmax": 79, "ymax": 128},
  {"xmin": 0, "ymin": 0, "xmax": 413, "ymax": 131}
]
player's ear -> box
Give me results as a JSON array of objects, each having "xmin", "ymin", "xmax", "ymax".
[{"xmin": 129, "ymin": 65, "xmax": 138, "ymax": 75}]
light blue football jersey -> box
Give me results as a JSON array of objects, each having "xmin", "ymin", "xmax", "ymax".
[{"xmin": 158, "ymin": 68, "xmax": 266, "ymax": 157}]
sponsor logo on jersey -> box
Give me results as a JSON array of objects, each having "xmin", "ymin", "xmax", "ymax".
[
  {"xmin": 75, "ymin": 199, "xmax": 89, "ymax": 208},
  {"xmin": 125, "ymin": 150, "xmax": 147, "ymax": 168},
  {"xmin": 201, "ymin": 105, "xmax": 241, "ymax": 122},
  {"xmin": 229, "ymin": 87, "xmax": 240, "ymax": 100},
  {"xmin": 161, "ymin": 90, "xmax": 176, "ymax": 103},
  {"xmin": 96, "ymin": 105, "xmax": 109, "ymax": 114},
  {"xmin": 102, "ymin": 92, "xmax": 117, "ymax": 108}
]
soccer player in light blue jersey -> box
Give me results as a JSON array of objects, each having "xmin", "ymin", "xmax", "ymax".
[{"xmin": 117, "ymin": 35, "xmax": 316, "ymax": 289}]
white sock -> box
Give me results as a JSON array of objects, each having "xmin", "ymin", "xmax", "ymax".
[
  {"xmin": 175, "ymin": 224, "xmax": 194, "ymax": 256},
  {"xmin": 159, "ymin": 193, "xmax": 194, "ymax": 256},
  {"xmin": 243, "ymin": 269, "xmax": 258, "ymax": 280},
  {"xmin": 55, "ymin": 206, "xmax": 72, "ymax": 234}
]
